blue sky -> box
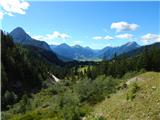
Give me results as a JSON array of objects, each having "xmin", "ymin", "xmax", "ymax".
[{"xmin": 1, "ymin": 1, "xmax": 160, "ymax": 49}]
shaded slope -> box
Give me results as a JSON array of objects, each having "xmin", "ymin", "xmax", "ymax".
[
  {"xmin": 10, "ymin": 27, "xmax": 51, "ymax": 51},
  {"xmin": 1, "ymin": 30, "xmax": 64, "ymax": 110},
  {"xmin": 24, "ymin": 45, "xmax": 64, "ymax": 66},
  {"xmin": 10, "ymin": 27, "xmax": 64, "ymax": 65}
]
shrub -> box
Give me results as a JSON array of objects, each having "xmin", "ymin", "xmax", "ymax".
[
  {"xmin": 57, "ymin": 91, "xmax": 81, "ymax": 120},
  {"xmin": 126, "ymin": 82, "xmax": 140, "ymax": 101},
  {"xmin": 74, "ymin": 76, "xmax": 117, "ymax": 105},
  {"xmin": 2, "ymin": 90, "xmax": 17, "ymax": 109}
]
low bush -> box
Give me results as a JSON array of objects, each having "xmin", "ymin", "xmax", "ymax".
[{"xmin": 126, "ymin": 82, "xmax": 140, "ymax": 101}]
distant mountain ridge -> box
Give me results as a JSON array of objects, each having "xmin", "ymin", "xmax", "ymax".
[
  {"xmin": 118, "ymin": 42, "xmax": 160, "ymax": 58},
  {"xmin": 10, "ymin": 27, "xmax": 141, "ymax": 61},
  {"xmin": 96, "ymin": 41, "xmax": 140, "ymax": 59},
  {"xmin": 10, "ymin": 27, "xmax": 64, "ymax": 65},
  {"xmin": 50, "ymin": 41, "xmax": 140, "ymax": 61},
  {"xmin": 50, "ymin": 43, "xmax": 97, "ymax": 61}
]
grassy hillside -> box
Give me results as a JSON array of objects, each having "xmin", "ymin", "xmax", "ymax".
[
  {"xmin": 86, "ymin": 72, "xmax": 160, "ymax": 120},
  {"xmin": 2, "ymin": 71, "xmax": 160, "ymax": 120}
]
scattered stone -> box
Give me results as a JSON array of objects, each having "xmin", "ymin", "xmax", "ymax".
[
  {"xmin": 152, "ymin": 86, "xmax": 156, "ymax": 90},
  {"xmin": 81, "ymin": 117, "xmax": 86, "ymax": 120}
]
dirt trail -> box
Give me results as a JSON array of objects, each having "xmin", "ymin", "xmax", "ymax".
[{"xmin": 126, "ymin": 76, "xmax": 142, "ymax": 85}]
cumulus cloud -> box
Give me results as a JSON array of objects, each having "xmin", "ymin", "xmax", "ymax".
[
  {"xmin": 104, "ymin": 35, "xmax": 114, "ymax": 40},
  {"xmin": 47, "ymin": 41, "xmax": 61, "ymax": 45},
  {"xmin": 92, "ymin": 36, "xmax": 103, "ymax": 40},
  {"xmin": 141, "ymin": 33, "xmax": 160, "ymax": 44},
  {"xmin": 116, "ymin": 33, "xmax": 134, "ymax": 39},
  {"xmin": 0, "ymin": 11, "xmax": 4, "ymax": 20},
  {"xmin": 0, "ymin": 0, "xmax": 30, "ymax": 19},
  {"xmin": 111, "ymin": 21, "xmax": 139, "ymax": 32},
  {"xmin": 32, "ymin": 31, "xmax": 70, "ymax": 41},
  {"xmin": 47, "ymin": 31, "xmax": 70, "ymax": 40},
  {"xmin": 32, "ymin": 35, "xmax": 48, "ymax": 41},
  {"xmin": 93, "ymin": 35, "xmax": 114, "ymax": 40}
]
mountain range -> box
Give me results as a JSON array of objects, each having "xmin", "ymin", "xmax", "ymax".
[
  {"xmin": 50, "ymin": 41, "xmax": 140, "ymax": 61},
  {"xmin": 10, "ymin": 27, "xmax": 158, "ymax": 62}
]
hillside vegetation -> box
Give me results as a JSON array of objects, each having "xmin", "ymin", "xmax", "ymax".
[
  {"xmin": 1, "ymin": 30, "xmax": 160, "ymax": 120},
  {"xmin": 2, "ymin": 72, "xmax": 159, "ymax": 120},
  {"xmin": 1, "ymin": 30, "xmax": 68, "ymax": 111},
  {"xmin": 87, "ymin": 72, "xmax": 160, "ymax": 120}
]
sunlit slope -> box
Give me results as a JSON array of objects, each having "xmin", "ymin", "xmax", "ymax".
[{"xmin": 89, "ymin": 72, "xmax": 160, "ymax": 120}]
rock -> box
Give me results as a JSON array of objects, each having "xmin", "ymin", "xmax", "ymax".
[{"xmin": 152, "ymin": 86, "xmax": 156, "ymax": 90}]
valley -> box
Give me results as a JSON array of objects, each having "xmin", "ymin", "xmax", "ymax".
[
  {"xmin": 1, "ymin": 1, "xmax": 160, "ymax": 119},
  {"xmin": 1, "ymin": 28, "xmax": 160, "ymax": 120},
  {"xmin": 50, "ymin": 41, "xmax": 140, "ymax": 61}
]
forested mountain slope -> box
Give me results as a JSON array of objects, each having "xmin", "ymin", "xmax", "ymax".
[{"xmin": 1, "ymin": 30, "xmax": 66, "ymax": 110}]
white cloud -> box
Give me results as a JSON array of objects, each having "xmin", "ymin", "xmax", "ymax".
[
  {"xmin": 0, "ymin": 11, "xmax": 4, "ymax": 20},
  {"xmin": 104, "ymin": 35, "xmax": 114, "ymax": 40},
  {"xmin": 47, "ymin": 31, "xmax": 70, "ymax": 40},
  {"xmin": 93, "ymin": 35, "xmax": 114, "ymax": 40},
  {"xmin": 111, "ymin": 21, "xmax": 139, "ymax": 32},
  {"xmin": 32, "ymin": 31, "xmax": 70, "ymax": 41},
  {"xmin": 141, "ymin": 33, "xmax": 160, "ymax": 44},
  {"xmin": 26, "ymin": 31, "xmax": 30, "ymax": 34},
  {"xmin": 0, "ymin": 0, "xmax": 30, "ymax": 19},
  {"xmin": 32, "ymin": 35, "xmax": 47, "ymax": 41},
  {"xmin": 116, "ymin": 33, "xmax": 134, "ymax": 39},
  {"xmin": 92, "ymin": 36, "xmax": 103, "ymax": 40},
  {"xmin": 47, "ymin": 41, "xmax": 61, "ymax": 45}
]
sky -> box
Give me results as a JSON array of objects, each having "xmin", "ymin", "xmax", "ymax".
[{"xmin": 0, "ymin": 0, "xmax": 160, "ymax": 49}]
